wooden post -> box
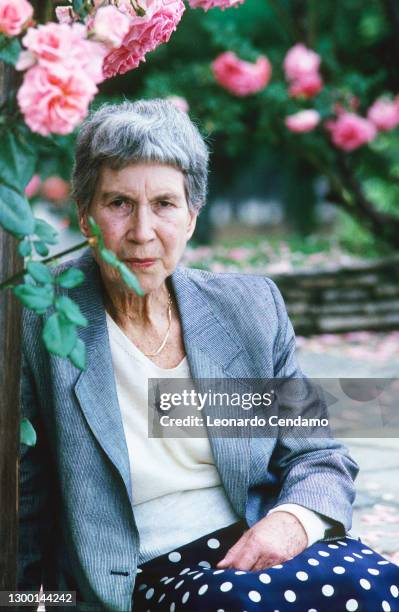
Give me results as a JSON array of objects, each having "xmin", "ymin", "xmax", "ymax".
[{"xmin": 0, "ymin": 60, "xmax": 22, "ymax": 592}]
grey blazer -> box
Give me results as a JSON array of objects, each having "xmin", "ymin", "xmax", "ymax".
[{"xmin": 18, "ymin": 247, "xmax": 359, "ymax": 611}]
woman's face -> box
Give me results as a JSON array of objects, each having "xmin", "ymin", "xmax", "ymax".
[{"xmin": 79, "ymin": 162, "xmax": 198, "ymax": 295}]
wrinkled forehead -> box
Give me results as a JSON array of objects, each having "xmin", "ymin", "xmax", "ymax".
[{"xmin": 95, "ymin": 161, "xmax": 187, "ymax": 201}]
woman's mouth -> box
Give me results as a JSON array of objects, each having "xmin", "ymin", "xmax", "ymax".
[{"xmin": 124, "ymin": 258, "xmax": 157, "ymax": 268}]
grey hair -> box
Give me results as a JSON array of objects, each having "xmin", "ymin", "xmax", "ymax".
[{"xmin": 72, "ymin": 99, "xmax": 210, "ymax": 215}]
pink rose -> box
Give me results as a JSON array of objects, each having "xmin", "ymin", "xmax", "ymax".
[
  {"xmin": 0, "ymin": 0, "xmax": 33, "ymax": 37},
  {"xmin": 90, "ymin": 5, "xmax": 131, "ymax": 48},
  {"xmin": 55, "ymin": 5, "xmax": 75, "ymax": 25},
  {"xmin": 212, "ymin": 51, "xmax": 272, "ymax": 96},
  {"xmin": 285, "ymin": 109, "xmax": 320, "ymax": 133},
  {"xmin": 19, "ymin": 22, "xmax": 106, "ymax": 84},
  {"xmin": 288, "ymin": 72, "xmax": 323, "ymax": 98},
  {"xmin": 103, "ymin": 0, "xmax": 185, "ymax": 78},
  {"xmin": 166, "ymin": 95, "xmax": 189, "ymax": 112},
  {"xmin": 25, "ymin": 174, "xmax": 41, "ymax": 198},
  {"xmin": 367, "ymin": 98, "xmax": 399, "ymax": 131},
  {"xmin": 17, "ymin": 64, "xmax": 97, "ymax": 136},
  {"xmin": 188, "ymin": 0, "xmax": 244, "ymax": 10},
  {"xmin": 284, "ymin": 43, "xmax": 321, "ymax": 81},
  {"xmin": 326, "ymin": 112, "xmax": 377, "ymax": 152},
  {"xmin": 41, "ymin": 176, "xmax": 70, "ymax": 201}
]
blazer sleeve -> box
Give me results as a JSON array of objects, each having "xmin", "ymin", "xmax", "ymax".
[
  {"xmin": 264, "ymin": 277, "xmax": 360, "ymax": 536},
  {"xmin": 18, "ymin": 346, "xmax": 52, "ymax": 597}
]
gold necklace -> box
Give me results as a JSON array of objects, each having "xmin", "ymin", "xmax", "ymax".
[{"xmin": 112, "ymin": 292, "xmax": 173, "ymax": 357}]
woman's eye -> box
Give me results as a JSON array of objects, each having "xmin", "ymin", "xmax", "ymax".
[{"xmin": 110, "ymin": 199, "xmax": 130, "ymax": 209}]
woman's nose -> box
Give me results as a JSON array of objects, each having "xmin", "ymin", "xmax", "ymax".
[{"xmin": 127, "ymin": 205, "xmax": 156, "ymax": 243}]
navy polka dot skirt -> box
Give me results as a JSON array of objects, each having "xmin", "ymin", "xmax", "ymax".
[{"xmin": 132, "ymin": 520, "xmax": 399, "ymax": 612}]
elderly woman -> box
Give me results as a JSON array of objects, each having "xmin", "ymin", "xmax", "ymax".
[{"xmin": 18, "ymin": 100, "xmax": 399, "ymax": 612}]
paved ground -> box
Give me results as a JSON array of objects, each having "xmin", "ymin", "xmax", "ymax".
[{"xmin": 297, "ymin": 347, "xmax": 399, "ymax": 561}]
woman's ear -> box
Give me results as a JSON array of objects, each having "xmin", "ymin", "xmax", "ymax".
[
  {"xmin": 78, "ymin": 208, "xmax": 90, "ymax": 238},
  {"xmin": 186, "ymin": 210, "xmax": 198, "ymax": 240}
]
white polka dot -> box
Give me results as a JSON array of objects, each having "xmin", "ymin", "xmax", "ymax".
[
  {"xmin": 271, "ymin": 564, "xmax": 283, "ymax": 569},
  {"xmin": 207, "ymin": 538, "xmax": 220, "ymax": 549},
  {"xmin": 378, "ymin": 560, "xmax": 389, "ymax": 565},
  {"xmin": 165, "ymin": 578, "xmax": 175, "ymax": 584},
  {"xmin": 308, "ymin": 609, "xmax": 318, "ymax": 612},
  {"xmin": 353, "ymin": 553, "xmax": 363, "ymax": 559},
  {"xmin": 346, "ymin": 600, "xmax": 358, "ymax": 611},
  {"xmin": 180, "ymin": 568, "xmax": 190, "ymax": 575},
  {"xmin": 198, "ymin": 561, "xmax": 211, "ymax": 569},
  {"xmin": 318, "ymin": 550, "xmax": 330, "ymax": 557},
  {"xmin": 322, "ymin": 585, "xmax": 334, "ymax": 597},
  {"xmin": 220, "ymin": 582, "xmax": 233, "ymax": 592},
  {"xmin": 333, "ymin": 566, "xmax": 346, "ymax": 574},
  {"xmin": 382, "ymin": 602, "xmax": 391, "ymax": 612},
  {"xmin": 328, "ymin": 544, "xmax": 339, "ymax": 549},
  {"xmin": 182, "ymin": 591, "xmax": 190, "ymax": 604},
  {"xmin": 308, "ymin": 558, "xmax": 319, "ymax": 566},
  {"xmin": 175, "ymin": 580, "xmax": 184, "ymax": 589},
  {"xmin": 145, "ymin": 588, "xmax": 154, "ymax": 600},
  {"xmin": 170, "ymin": 603, "xmax": 175, "ymax": 612},
  {"xmin": 390, "ymin": 585, "xmax": 399, "ymax": 598},
  {"xmin": 213, "ymin": 569, "xmax": 225, "ymax": 574},
  {"xmin": 284, "ymin": 590, "xmax": 296, "ymax": 602},
  {"xmin": 361, "ymin": 549, "xmax": 373, "ymax": 555},
  {"xmin": 368, "ymin": 568, "xmax": 380, "ymax": 576},
  {"xmin": 192, "ymin": 573, "xmax": 204, "ymax": 580},
  {"xmin": 160, "ymin": 576, "xmax": 169, "ymax": 582},
  {"xmin": 198, "ymin": 584, "xmax": 208, "ymax": 595},
  {"xmin": 259, "ymin": 573, "xmax": 271, "ymax": 584},
  {"xmin": 235, "ymin": 570, "xmax": 247, "ymax": 575},
  {"xmin": 158, "ymin": 593, "xmax": 166, "ymax": 603},
  {"xmin": 138, "ymin": 584, "xmax": 147, "ymax": 591},
  {"xmin": 344, "ymin": 556, "xmax": 355, "ymax": 563},
  {"xmin": 217, "ymin": 610, "xmax": 225, "ymax": 612},
  {"xmin": 168, "ymin": 552, "xmax": 181, "ymax": 563},
  {"xmin": 296, "ymin": 571, "xmax": 308, "ymax": 581},
  {"xmin": 360, "ymin": 579, "xmax": 371, "ymax": 590},
  {"xmin": 338, "ymin": 541, "xmax": 348, "ymax": 546},
  {"xmin": 248, "ymin": 590, "xmax": 261, "ymax": 603},
  {"xmin": 136, "ymin": 568, "xmax": 143, "ymax": 573},
  {"xmin": 187, "ymin": 570, "xmax": 198, "ymax": 575}
]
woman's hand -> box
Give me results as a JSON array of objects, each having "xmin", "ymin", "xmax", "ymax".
[{"xmin": 216, "ymin": 511, "xmax": 308, "ymax": 571}]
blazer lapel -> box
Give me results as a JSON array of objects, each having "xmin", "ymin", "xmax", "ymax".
[
  {"xmin": 170, "ymin": 266, "xmax": 252, "ymax": 516},
  {"xmin": 71, "ymin": 250, "xmax": 133, "ymax": 505}
]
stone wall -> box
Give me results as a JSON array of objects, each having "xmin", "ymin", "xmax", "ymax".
[{"xmin": 269, "ymin": 254, "xmax": 399, "ymax": 335}]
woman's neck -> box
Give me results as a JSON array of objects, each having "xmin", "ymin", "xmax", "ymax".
[{"xmin": 103, "ymin": 280, "xmax": 171, "ymax": 329}]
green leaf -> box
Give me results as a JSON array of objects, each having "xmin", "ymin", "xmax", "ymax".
[
  {"xmin": 0, "ymin": 130, "xmax": 37, "ymax": 192},
  {"xmin": 13, "ymin": 283, "xmax": 54, "ymax": 312},
  {"xmin": 34, "ymin": 218, "xmax": 59, "ymax": 245},
  {"xmin": 118, "ymin": 262, "xmax": 144, "ymax": 295},
  {"xmin": 27, "ymin": 261, "xmax": 53, "ymax": 285},
  {"xmin": 55, "ymin": 296, "xmax": 88, "ymax": 327},
  {"xmin": 56, "ymin": 268, "xmax": 85, "ymax": 289},
  {"xmin": 0, "ymin": 36, "xmax": 22, "ymax": 66},
  {"xmin": 43, "ymin": 312, "xmax": 77, "ymax": 357},
  {"xmin": 68, "ymin": 337, "xmax": 87, "ymax": 370},
  {"xmin": 87, "ymin": 216, "xmax": 104, "ymax": 247},
  {"xmin": 33, "ymin": 240, "xmax": 49, "ymax": 257},
  {"xmin": 0, "ymin": 183, "xmax": 35, "ymax": 236},
  {"xmin": 18, "ymin": 239, "xmax": 32, "ymax": 257},
  {"xmin": 99, "ymin": 247, "xmax": 119, "ymax": 267},
  {"xmin": 20, "ymin": 417, "xmax": 37, "ymax": 447}
]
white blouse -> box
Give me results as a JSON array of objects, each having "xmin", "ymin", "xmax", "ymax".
[{"xmin": 106, "ymin": 312, "xmax": 329, "ymax": 564}]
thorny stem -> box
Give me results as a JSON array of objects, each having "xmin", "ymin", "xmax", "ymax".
[{"xmin": 0, "ymin": 239, "xmax": 92, "ymax": 291}]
